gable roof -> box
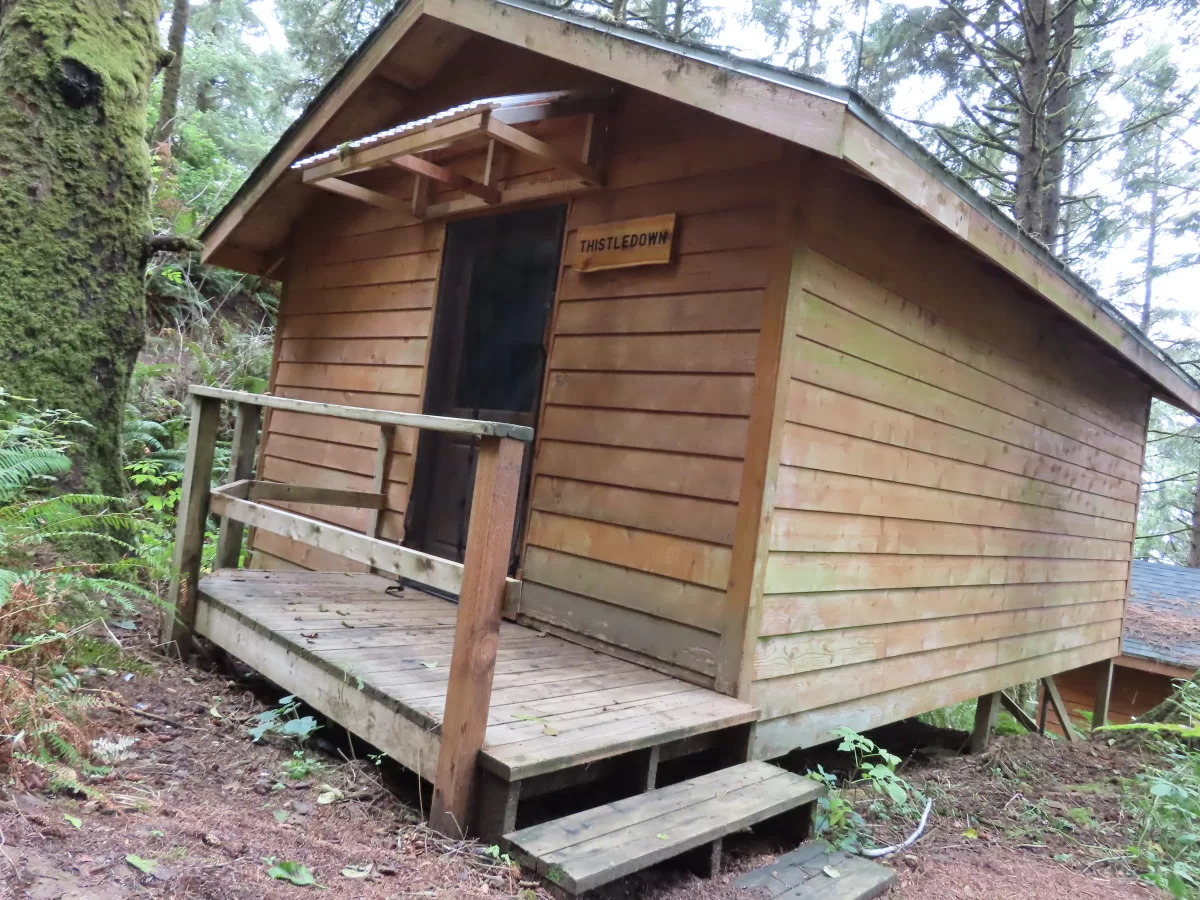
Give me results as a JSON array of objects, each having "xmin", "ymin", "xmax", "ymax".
[
  {"xmin": 1126, "ymin": 561, "xmax": 1200, "ymax": 670},
  {"xmin": 200, "ymin": 0, "xmax": 1200, "ymax": 415}
]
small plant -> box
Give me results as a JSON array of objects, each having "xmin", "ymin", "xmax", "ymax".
[
  {"xmin": 1113, "ymin": 680, "xmax": 1200, "ymax": 897},
  {"xmin": 483, "ymin": 844, "xmax": 515, "ymax": 867},
  {"xmin": 806, "ymin": 727, "xmax": 924, "ymax": 850},
  {"xmin": 281, "ymin": 750, "xmax": 325, "ymax": 781},
  {"xmin": 247, "ymin": 695, "xmax": 320, "ymax": 744}
]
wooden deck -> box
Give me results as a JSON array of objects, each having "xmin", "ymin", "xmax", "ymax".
[{"xmin": 194, "ymin": 570, "xmax": 758, "ymax": 786}]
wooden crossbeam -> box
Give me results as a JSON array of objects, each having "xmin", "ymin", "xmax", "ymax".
[
  {"xmin": 246, "ymin": 481, "xmax": 386, "ymax": 509},
  {"xmin": 310, "ymin": 177, "xmax": 405, "ymax": 211},
  {"xmin": 300, "ymin": 113, "xmax": 488, "ymax": 183},
  {"xmin": 391, "ymin": 154, "xmax": 501, "ymax": 204},
  {"xmin": 999, "ymin": 691, "xmax": 1039, "ymax": 733},
  {"xmin": 210, "ymin": 491, "xmax": 463, "ymax": 595},
  {"xmin": 483, "ymin": 117, "xmax": 604, "ymax": 186},
  {"xmin": 1041, "ymin": 675, "xmax": 1079, "ymax": 742}
]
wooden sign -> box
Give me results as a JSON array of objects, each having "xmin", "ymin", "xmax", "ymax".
[{"xmin": 569, "ymin": 214, "xmax": 676, "ymax": 272}]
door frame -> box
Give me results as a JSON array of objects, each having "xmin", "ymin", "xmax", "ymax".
[{"xmin": 404, "ymin": 201, "xmax": 569, "ymax": 574}]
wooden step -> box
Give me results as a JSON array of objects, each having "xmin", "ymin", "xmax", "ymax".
[
  {"xmin": 504, "ymin": 760, "xmax": 825, "ymax": 894},
  {"xmin": 733, "ymin": 841, "xmax": 897, "ymax": 899}
]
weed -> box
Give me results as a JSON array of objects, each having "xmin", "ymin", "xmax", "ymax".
[
  {"xmin": 281, "ymin": 750, "xmax": 326, "ymax": 780},
  {"xmin": 807, "ymin": 727, "xmax": 924, "ymax": 850},
  {"xmin": 247, "ymin": 695, "xmax": 321, "ymax": 744}
]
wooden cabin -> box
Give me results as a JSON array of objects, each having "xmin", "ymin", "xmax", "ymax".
[
  {"xmin": 167, "ymin": 0, "xmax": 1200, "ymax": 863},
  {"xmin": 1046, "ymin": 560, "xmax": 1200, "ymax": 735}
]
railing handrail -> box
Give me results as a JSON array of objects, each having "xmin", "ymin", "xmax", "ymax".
[{"xmin": 189, "ymin": 385, "xmax": 535, "ymax": 442}]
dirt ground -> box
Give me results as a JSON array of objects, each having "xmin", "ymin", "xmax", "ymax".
[{"xmin": 0, "ymin": 621, "xmax": 1168, "ymax": 900}]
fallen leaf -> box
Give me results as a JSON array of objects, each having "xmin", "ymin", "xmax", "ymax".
[
  {"xmin": 63, "ymin": 814, "xmax": 81, "ymax": 830},
  {"xmin": 317, "ymin": 786, "xmax": 345, "ymax": 805},
  {"xmin": 542, "ymin": 725, "xmax": 559, "ymax": 736},
  {"xmin": 126, "ymin": 854, "xmax": 158, "ymax": 875},
  {"xmin": 511, "ymin": 713, "xmax": 544, "ymax": 722},
  {"xmin": 341, "ymin": 621, "xmax": 355, "ymax": 629},
  {"xmin": 963, "ymin": 827, "xmax": 979, "ymax": 840},
  {"xmin": 341, "ymin": 864, "xmax": 372, "ymax": 879},
  {"xmin": 421, "ymin": 661, "xmax": 437, "ymax": 669},
  {"xmin": 267, "ymin": 860, "xmax": 317, "ymax": 886},
  {"xmin": 273, "ymin": 810, "xmax": 291, "ymax": 824},
  {"xmin": 823, "ymin": 865, "xmax": 841, "ymax": 878},
  {"xmin": 656, "ymin": 833, "xmax": 668, "ymax": 840},
  {"xmin": 301, "ymin": 632, "xmax": 319, "ymax": 639}
]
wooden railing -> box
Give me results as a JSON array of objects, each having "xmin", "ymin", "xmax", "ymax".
[{"xmin": 159, "ymin": 384, "xmax": 532, "ymax": 835}]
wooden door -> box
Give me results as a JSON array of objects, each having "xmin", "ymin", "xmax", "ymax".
[{"xmin": 405, "ymin": 206, "xmax": 566, "ymax": 568}]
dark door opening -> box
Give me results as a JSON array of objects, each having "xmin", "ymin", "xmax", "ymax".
[{"xmin": 404, "ymin": 205, "xmax": 566, "ymax": 569}]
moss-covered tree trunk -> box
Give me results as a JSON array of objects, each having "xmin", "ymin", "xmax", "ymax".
[{"xmin": 0, "ymin": 0, "xmax": 163, "ymax": 494}]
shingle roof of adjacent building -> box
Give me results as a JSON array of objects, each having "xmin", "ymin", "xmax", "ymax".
[{"xmin": 1125, "ymin": 560, "xmax": 1200, "ymax": 669}]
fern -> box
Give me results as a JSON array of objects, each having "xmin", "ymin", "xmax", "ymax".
[{"xmin": 0, "ymin": 447, "xmax": 72, "ymax": 502}]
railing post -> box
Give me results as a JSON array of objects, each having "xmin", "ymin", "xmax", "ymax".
[
  {"xmin": 161, "ymin": 394, "xmax": 222, "ymax": 658},
  {"xmin": 430, "ymin": 435, "xmax": 525, "ymax": 836},
  {"xmin": 214, "ymin": 401, "xmax": 262, "ymax": 569},
  {"xmin": 366, "ymin": 424, "xmax": 395, "ymax": 541}
]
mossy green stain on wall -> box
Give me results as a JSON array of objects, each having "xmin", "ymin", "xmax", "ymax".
[{"xmin": 0, "ymin": 0, "xmax": 163, "ymax": 493}]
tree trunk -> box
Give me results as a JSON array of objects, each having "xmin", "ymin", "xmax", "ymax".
[
  {"xmin": 1037, "ymin": 0, "xmax": 1076, "ymax": 246},
  {"xmin": 0, "ymin": 0, "xmax": 162, "ymax": 494},
  {"xmin": 153, "ymin": 0, "xmax": 191, "ymax": 146},
  {"xmin": 1141, "ymin": 131, "xmax": 1162, "ymax": 333},
  {"xmin": 1187, "ymin": 469, "xmax": 1200, "ymax": 568},
  {"xmin": 1014, "ymin": 0, "xmax": 1052, "ymax": 240}
]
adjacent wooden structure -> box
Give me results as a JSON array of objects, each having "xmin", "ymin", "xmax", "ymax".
[{"xmin": 176, "ymin": 0, "xmax": 1200, "ymax": 848}]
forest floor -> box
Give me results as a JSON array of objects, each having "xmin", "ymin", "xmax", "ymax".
[{"xmin": 0, "ymin": 615, "xmax": 1165, "ymax": 900}]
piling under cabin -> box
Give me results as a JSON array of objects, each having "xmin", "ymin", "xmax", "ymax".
[{"xmin": 168, "ymin": 0, "xmax": 1200, "ymax": 860}]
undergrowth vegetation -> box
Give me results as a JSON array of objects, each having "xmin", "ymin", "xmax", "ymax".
[{"xmin": 0, "ymin": 328, "xmax": 271, "ymax": 794}]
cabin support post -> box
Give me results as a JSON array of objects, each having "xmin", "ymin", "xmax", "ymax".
[
  {"xmin": 970, "ymin": 692, "xmax": 1001, "ymax": 753},
  {"xmin": 715, "ymin": 152, "xmax": 810, "ymax": 697},
  {"xmin": 430, "ymin": 435, "xmax": 525, "ymax": 836},
  {"xmin": 161, "ymin": 394, "xmax": 222, "ymax": 658},
  {"xmin": 215, "ymin": 401, "xmax": 262, "ymax": 569},
  {"xmin": 999, "ymin": 691, "xmax": 1039, "ymax": 733},
  {"xmin": 474, "ymin": 770, "xmax": 521, "ymax": 843},
  {"xmin": 1092, "ymin": 659, "xmax": 1115, "ymax": 731},
  {"xmin": 1041, "ymin": 675, "xmax": 1079, "ymax": 742}
]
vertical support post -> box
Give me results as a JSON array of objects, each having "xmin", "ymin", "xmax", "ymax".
[
  {"xmin": 161, "ymin": 395, "xmax": 222, "ymax": 658},
  {"xmin": 366, "ymin": 424, "xmax": 394, "ymax": 541},
  {"xmin": 1043, "ymin": 675, "xmax": 1079, "ymax": 742},
  {"xmin": 214, "ymin": 401, "xmax": 262, "ymax": 569},
  {"xmin": 1093, "ymin": 659, "xmax": 1115, "ymax": 731},
  {"xmin": 714, "ymin": 152, "xmax": 811, "ymax": 698},
  {"xmin": 412, "ymin": 174, "xmax": 429, "ymax": 217},
  {"xmin": 430, "ymin": 435, "xmax": 525, "ymax": 836},
  {"xmin": 970, "ymin": 692, "xmax": 1001, "ymax": 753}
]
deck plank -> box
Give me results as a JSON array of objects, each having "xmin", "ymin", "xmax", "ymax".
[{"xmin": 196, "ymin": 569, "xmax": 757, "ymax": 783}]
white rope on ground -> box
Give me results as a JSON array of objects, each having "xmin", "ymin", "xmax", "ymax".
[{"xmin": 861, "ymin": 798, "xmax": 934, "ymax": 858}]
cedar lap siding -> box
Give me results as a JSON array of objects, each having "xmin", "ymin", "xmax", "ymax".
[{"xmin": 200, "ymin": 0, "xmax": 1200, "ymax": 761}]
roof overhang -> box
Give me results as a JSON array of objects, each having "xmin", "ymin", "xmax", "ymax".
[{"xmin": 200, "ymin": 0, "xmax": 1200, "ymax": 415}]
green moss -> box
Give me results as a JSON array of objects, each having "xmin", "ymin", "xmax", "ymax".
[{"xmin": 0, "ymin": 0, "xmax": 163, "ymax": 494}]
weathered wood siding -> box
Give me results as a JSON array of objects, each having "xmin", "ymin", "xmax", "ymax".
[
  {"xmin": 750, "ymin": 166, "xmax": 1150, "ymax": 758},
  {"xmin": 250, "ymin": 206, "xmax": 443, "ymax": 571},
  {"xmin": 516, "ymin": 94, "xmax": 789, "ymax": 684}
]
